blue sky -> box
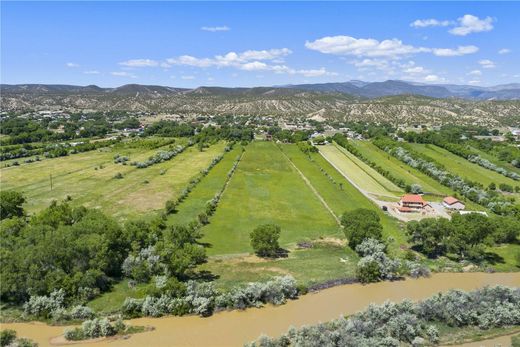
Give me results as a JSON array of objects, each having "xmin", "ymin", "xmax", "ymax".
[{"xmin": 1, "ymin": 1, "xmax": 519, "ymax": 88}]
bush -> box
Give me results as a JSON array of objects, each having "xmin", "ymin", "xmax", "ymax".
[
  {"xmin": 70, "ymin": 305, "xmax": 95, "ymax": 320},
  {"xmin": 355, "ymin": 239, "xmax": 400, "ymax": 283},
  {"xmin": 248, "ymin": 286, "xmax": 520, "ymax": 346},
  {"xmin": 1, "ymin": 330, "xmax": 16, "ymax": 347},
  {"xmin": 341, "ymin": 209, "xmax": 383, "ymax": 251},
  {"xmin": 113, "ymin": 172, "xmax": 123, "ymax": 179},
  {"xmin": 23, "ymin": 289, "xmax": 65, "ymax": 318},
  {"xmin": 250, "ymin": 224, "xmax": 281, "ymax": 258}
]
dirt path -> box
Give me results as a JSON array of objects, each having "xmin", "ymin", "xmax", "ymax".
[{"xmin": 277, "ymin": 146, "xmax": 341, "ymax": 226}]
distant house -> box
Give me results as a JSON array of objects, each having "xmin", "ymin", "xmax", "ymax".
[
  {"xmin": 398, "ymin": 194, "xmax": 430, "ymax": 212},
  {"xmin": 442, "ymin": 196, "xmax": 465, "ymax": 210}
]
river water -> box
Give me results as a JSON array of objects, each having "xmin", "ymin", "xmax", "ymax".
[{"xmin": 2, "ymin": 272, "xmax": 519, "ymax": 347}]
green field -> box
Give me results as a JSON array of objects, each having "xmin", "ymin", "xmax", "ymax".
[
  {"xmin": 468, "ymin": 145, "xmax": 520, "ymax": 175},
  {"xmin": 319, "ymin": 144, "xmax": 402, "ymax": 200},
  {"xmin": 168, "ymin": 145, "xmax": 243, "ymax": 225},
  {"xmin": 200, "ymin": 141, "xmax": 341, "ymax": 256},
  {"xmin": 0, "ymin": 139, "xmax": 228, "ymax": 219},
  {"xmin": 409, "ymin": 143, "xmax": 520, "ymax": 188},
  {"xmin": 348, "ymin": 141, "xmax": 483, "ymax": 210},
  {"xmin": 194, "ymin": 142, "xmax": 408, "ymax": 289}
]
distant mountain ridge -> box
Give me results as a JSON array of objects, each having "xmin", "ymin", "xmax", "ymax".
[
  {"xmin": 1, "ymin": 82, "xmax": 519, "ymax": 127},
  {"xmin": 2, "ymin": 80, "xmax": 520, "ymax": 100},
  {"xmin": 283, "ymin": 80, "xmax": 520, "ymax": 100}
]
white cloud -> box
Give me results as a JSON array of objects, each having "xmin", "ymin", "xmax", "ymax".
[
  {"xmin": 479, "ymin": 59, "xmax": 496, "ymax": 68},
  {"xmin": 167, "ymin": 48, "xmax": 292, "ymax": 69},
  {"xmin": 449, "ymin": 15, "xmax": 494, "ymax": 36},
  {"xmin": 424, "ymin": 74, "xmax": 442, "ymax": 82},
  {"xmin": 305, "ymin": 35, "xmax": 478, "ymax": 59},
  {"xmin": 167, "ymin": 48, "xmax": 334, "ymax": 77},
  {"xmin": 66, "ymin": 62, "xmax": 80, "ymax": 68},
  {"xmin": 293, "ymin": 68, "xmax": 337, "ymax": 77},
  {"xmin": 201, "ymin": 26, "xmax": 230, "ymax": 32},
  {"xmin": 83, "ymin": 70, "xmax": 100, "ymax": 75},
  {"xmin": 411, "ymin": 19, "xmax": 452, "ymax": 28},
  {"xmin": 119, "ymin": 59, "xmax": 159, "ymax": 67},
  {"xmin": 498, "ymin": 48, "xmax": 511, "ymax": 54},
  {"xmin": 432, "ymin": 45, "xmax": 479, "ymax": 57},
  {"xmin": 111, "ymin": 71, "xmax": 136, "ymax": 78},
  {"xmin": 468, "ymin": 70, "xmax": 482, "ymax": 76},
  {"xmin": 352, "ymin": 59, "xmax": 390, "ymax": 69},
  {"xmin": 305, "ymin": 36, "xmax": 428, "ymax": 58},
  {"xmin": 468, "ymin": 80, "xmax": 481, "ymax": 85},
  {"xmin": 404, "ymin": 66, "xmax": 429, "ymax": 74},
  {"xmin": 181, "ymin": 75, "xmax": 195, "ymax": 80}
]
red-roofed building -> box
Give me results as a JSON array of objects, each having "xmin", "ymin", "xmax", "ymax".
[
  {"xmin": 442, "ymin": 196, "xmax": 465, "ymax": 210},
  {"xmin": 398, "ymin": 194, "xmax": 430, "ymax": 212}
]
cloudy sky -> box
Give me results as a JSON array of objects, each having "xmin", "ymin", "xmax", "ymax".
[{"xmin": 1, "ymin": 2, "xmax": 519, "ymax": 87}]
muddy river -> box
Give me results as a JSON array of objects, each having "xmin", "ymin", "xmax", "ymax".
[{"xmin": 2, "ymin": 272, "xmax": 519, "ymax": 347}]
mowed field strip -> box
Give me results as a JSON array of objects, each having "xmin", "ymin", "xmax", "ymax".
[
  {"xmin": 0, "ymin": 139, "xmax": 228, "ymax": 219},
  {"xmin": 319, "ymin": 144, "xmax": 402, "ymax": 200},
  {"xmin": 409, "ymin": 143, "xmax": 520, "ymax": 190},
  {"xmin": 168, "ymin": 145, "xmax": 243, "ymax": 226},
  {"xmin": 201, "ymin": 141, "xmax": 340, "ymax": 256}
]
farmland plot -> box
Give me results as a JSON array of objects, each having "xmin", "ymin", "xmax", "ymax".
[
  {"xmin": 319, "ymin": 144, "xmax": 402, "ymax": 200},
  {"xmin": 201, "ymin": 141, "xmax": 340, "ymax": 256},
  {"xmin": 0, "ymin": 139, "xmax": 227, "ymax": 219}
]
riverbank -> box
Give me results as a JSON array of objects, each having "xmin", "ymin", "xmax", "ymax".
[{"xmin": 1, "ymin": 272, "xmax": 519, "ymax": 347}]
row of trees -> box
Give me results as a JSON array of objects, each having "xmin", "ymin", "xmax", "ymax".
[
  {"xmin": 407, "ymin": 214, "xmax": 519, "ymax": 259},
  {"xmin": 247, "ymin": 285, "xmax": 520, "ymax": 346},
  {"xmin": 373, "ymin": 137, "xmax": 518, "ymax": 216},
  {"xmin": 0, "ymin": 192, "xmax": 207, "ymax": 305}
]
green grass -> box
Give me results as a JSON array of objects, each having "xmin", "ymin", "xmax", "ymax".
[
  {"xmin": 200, "ymin": 141, "xmax": 340, "ymax": 256},
  {"xmin": 486, "ymin": 243, "xmax": 520, "ymax": 272},
  {"xmin": 87, "ymin": 280, "xmax": 149, "ymax": 313},
  {"xmin": 201, "ymin": 243, "xmax": 358, "ymax": 290},
  {"xmin": 0, "ymin": 139, "xmax": 227, "ymax": 220},
  {"xmin": 307, "ymin": 147, "xmax": 407, "ymax": 254},
  {"xmin": 334, "ymin": 143, "xmax": 403, "ymax": 193},
  {"xmin": 349, "ymin": 140, "xmax": 483, "ymax": 210},
  {"xmin": 319, "ymin": 144, "xmax": 401, "ymax": 199},
  {"xmin": 468, "ymin": 145, "xmax": 520, "ymax": 175},
  {"xmin": 409, "ymin": 143, "xmax": 520, "ymax": 190},
  {"xmin": 167, "ymin": 146, "xmax": 243, "ymax": 225}
]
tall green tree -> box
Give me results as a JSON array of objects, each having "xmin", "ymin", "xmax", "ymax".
[
  {"xmin": 250, "ymin": 224, "xmax": 281, "ymax": 257},
  {"xmin": 0, "ymin": 191, "xmax": 26, "ymax": 220},
  {"xmin": 341, "ymin": 209, "xmax": 383, "ymax": 251}
]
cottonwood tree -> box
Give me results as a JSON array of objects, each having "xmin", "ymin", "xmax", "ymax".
[
  {"xmin": 341, "ymin": 208, "xmax": 383, "ymax": 251},
  {"xmin": 250, "ymin": 224, "xmax": 281, "ymax": 257}
]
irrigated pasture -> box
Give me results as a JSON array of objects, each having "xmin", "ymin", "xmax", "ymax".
[
  {"xmin": 168, "ymin": 146, "xmax": 243, "ymax": 225},
  {"xmin": 319, "ymin": 144, "xmax": 402, "ymax": 200},
  {"xmin": 200, "ymin": 141, "xmax": 340, "ymax": 256},
  {"xmin": 0, "ymin": 138, "xmax": 227, "ymax": 219},
  {"xmin": 409, "ymin": 143, "xmax": 520, "ymax": 189}
]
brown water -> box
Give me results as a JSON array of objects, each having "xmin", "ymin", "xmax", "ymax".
[
  {"xmin": 443, "ymin": 333, "xmax": 519, "ymax": 347},
  {"xmin": 2, "ymin": 273, "xmax": 519, "ymax": 347}
]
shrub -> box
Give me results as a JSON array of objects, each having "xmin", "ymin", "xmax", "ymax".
[
  {"xmin": 341, "ymin": 209, "xmax": 383, "ymax": 251},
  {"xmin": 23, "ymin": 289, "xmax": 65, "ymax": 318},
  {"xmin": 355, "ymin": 239, "xmax": 400, "ymax": 283},
  {"xmin": 1, "ymin": 330, "xmax": 16, "ymax": 347},
  {"xmin": 250, "ymin": 224, "xmax": 281, "ymax": 258},
  {"xmin": 70, "ymin": 305, "xmax": 95, "ymax": 320},
  {"xmin": 113, "ymin": 172, "xmax": 123, "ymax": 179}
]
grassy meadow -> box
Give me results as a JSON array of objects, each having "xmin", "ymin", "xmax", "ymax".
[
  {"xmin": 319, "ymin": 144, "xmax": 402, "ymax": 200},
  {"xmin": 200, "ymin": 141, "xmax": 341, "ymax": 256},
  {"xmin": 409, "ymin": 143, "xmax": 520, "ymax": 189},
  {"xmin": 0, "ymin": 138, "xmax": 228, "ymax": 220},
  {"xmin": 167, "ymin": 145, "xmax": 243, "ymax": 225}
]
